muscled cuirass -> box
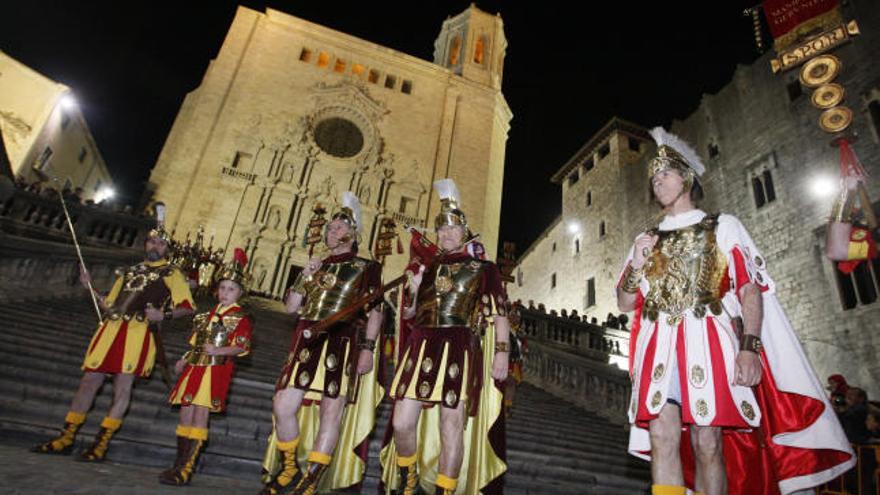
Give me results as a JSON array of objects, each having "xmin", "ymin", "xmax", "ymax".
[
  {"xmin": 643, "ymin": 215, "xmax": 728, "ymax": 326},
  {"xmin": 184, "ymin": 312, "xmax": 245, "ymax": 366},
  {"xmin": 105, "ymin": 263, "xmax": 174, "ymax": 322},
  {"xmin": 415, "ymin": 259, "xmax": 485, "ymax": 328},
  {"xmin": 298, "ymin": 258, "xmax": 371, "ymax": 321}
]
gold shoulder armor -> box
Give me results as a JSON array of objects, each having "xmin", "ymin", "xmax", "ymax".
[{"xmin": 192, "ymin": 312, "xmax": 210, "ymax": 327}]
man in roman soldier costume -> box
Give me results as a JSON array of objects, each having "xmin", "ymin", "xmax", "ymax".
[
  {"xmin": 32, "ymin": 203, "xmax": 195, "ymax": 461},
  {"xmin": 381, "ymin": 178, "xmax": 510, "ymax": 495},
  {"xmin": 617, "ymin": 127, "xmax": 854, "ymax": 495},
  {"xmin": 261, "ymin": 191, "xmax": 384, "ymax": 495},
  {"xmin": 160, "ymin": 247, "xmax": 253, "ymax": 486}
]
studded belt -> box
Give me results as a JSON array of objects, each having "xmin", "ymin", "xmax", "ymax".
[{"xmin": 105, "ymin": 311, "xmax": 146, "ymax": 322}]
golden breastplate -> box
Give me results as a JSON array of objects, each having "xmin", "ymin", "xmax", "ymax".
[
  {"xmin": 184, "ymin": 312, "xmax": 244, "ymax": 366},
  {"xmin": 105, "ymin": 264, "xmax": 172, "ymax": 321},
  {"xmin": 415, "ymin": 260, "xmax": 484, "ymax": 328},
  {"xmin": 643, "ymin": 215, "xmax": 727, "ymax": 325},
  {"xmin": 299, "ymin": 258, "xmax": 370, "ymax": 321}
]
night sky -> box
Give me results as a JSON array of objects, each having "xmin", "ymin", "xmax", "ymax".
[{"xmin": 0, "ymin": 0, "xmax": 761, "ymax": 255}]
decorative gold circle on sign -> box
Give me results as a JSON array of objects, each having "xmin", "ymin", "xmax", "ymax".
[
  {"xmin": 435, "ymin": 275, "xmax": 453, "ymax": 294},
  {"xmin": 811, "ymin": 83, "xmax": 845, "ymax": 109},
  {"xmin": 799, "ymin": 55, "xmax": 840, "ymax": 88},
  {"xmin": 444, "ymin": 390, "xmax": 458, "ymax": 407},
  {"xmin": 740, "ymin": 400, "xmax": 756, "ymax": 421},
  {"xmin": 299, "ymin": 349, "xmax": 311, "ymax": 363},
  {"xmin": 819, "ymin": 106, "xmax": 853, "ymax": 133},
  {"xmin": 325, "ymin": 353, "xmax": 338, "ymax": 371}
]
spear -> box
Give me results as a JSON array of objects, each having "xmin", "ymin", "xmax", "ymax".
[{"xmin": 33, "ymin": 169, "xmax": 102, "ymax": 323}]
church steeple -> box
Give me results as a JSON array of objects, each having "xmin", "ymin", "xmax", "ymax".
[{"xmin": 433, "ymin": 4, "xmax": 507, "ymax": 90}]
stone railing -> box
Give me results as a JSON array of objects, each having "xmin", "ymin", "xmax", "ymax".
[
  {"xmin": 0, "ymin": 186, "xmax": 154, "ymax": 249},
  {"xmin": 0, "ymin": 185, "xmax": 147, "ymax": 302},
  {"xmin": 518, "ymin": 308, "xmax": 631, "ymax": 424}
]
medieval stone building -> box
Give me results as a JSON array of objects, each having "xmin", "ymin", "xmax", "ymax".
[{"xmin": 149, "ymin": 5, "xmax": 511, "ymax": 295}]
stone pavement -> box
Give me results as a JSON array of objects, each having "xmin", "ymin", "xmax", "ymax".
[{"xmin": 0, "ymin": 442, "xmax": 261, "ymax": 494}]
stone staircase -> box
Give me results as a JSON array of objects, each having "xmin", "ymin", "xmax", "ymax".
[{"xmin": 0, "ymin": 295, "xmax": 650, "ymax": 494}]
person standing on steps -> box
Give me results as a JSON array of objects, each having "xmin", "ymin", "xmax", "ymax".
[
  {"xmin": 32, "ymin": 206, "xmax": 194, "ymax": 462},
  {"xmin": 381, "ymin": 178, "xmax": 510, "ymax": 495},
  {"xmin": 261, "ymin": 191, "xmax": 384, "ymax": 495},
  {"xmin": 617, "ymin": 127, "xmax": 854, "ymax": 495},
  {"xmin": 160, "ymin": 247, "xmax": 254, "ymax": 486}
]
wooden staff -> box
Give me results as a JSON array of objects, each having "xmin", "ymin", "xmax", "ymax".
[{"xmin": 35, "ymin": 171, "xmax": 102, "ymax": 323}]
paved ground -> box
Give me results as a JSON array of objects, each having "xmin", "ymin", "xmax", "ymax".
[{"xmin": 0, "ymin": 442, "xmax": 262, "ymax": 494}]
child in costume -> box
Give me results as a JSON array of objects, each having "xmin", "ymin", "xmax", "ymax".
[{"xmin": 159, "ymin": 248, "xmax": 253, "ymax": 486}]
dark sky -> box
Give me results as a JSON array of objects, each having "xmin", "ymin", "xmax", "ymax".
[{"xmin": 0, "ymin": 0, "xmax": 761, "ymax": 255}]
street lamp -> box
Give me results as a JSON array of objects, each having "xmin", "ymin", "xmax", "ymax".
[
  {"xmin": 59, "ymin": 94, "xmax": 76, "ymax": 110},
  {"xmin": 94, "ymin": 186, "xmax": 115, "ymax": 203},
  {"xmin": 567, "ymin": 221, "xmax": 580, "ymax": 234},
  {"xmin": 809, "ymin": 175, "xmax": 837, "ymax": 198}
]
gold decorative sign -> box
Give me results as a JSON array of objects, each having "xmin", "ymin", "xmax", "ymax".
[
  {"xmin": 799, "ymin": 55, "xmax": 841, "ymax": 87},
  {"xmin": 810, "ymin": 83, "xmax": 844, "ymax": 109},
  {"xmin": 770, "ymin": 21, "xmax": 859, "ymax": 73},
  {"xmin": 818, "ymin": 106, "xmax": 853, "ymax": 133}
]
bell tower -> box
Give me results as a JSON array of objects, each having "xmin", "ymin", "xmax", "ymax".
[{"xmin": 433, "ymin": 4, "xmax": 507, "ymax": 90}]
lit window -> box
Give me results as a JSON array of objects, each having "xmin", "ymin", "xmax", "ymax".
[
  {"xmin": 368, "ymin": 69, "xmax": 380, "ymax": 84},
  {"xmin": 334, "ymin": 58, "xmax": 346, "ymax": 73},
  {"xmin": 474, "ymin": 36, "xmax": 486, "ymax": 64},
  {"xmin": 352, "ymin": 64, "xmax": 365, "ymax": 77},
  {"xmin": 317, "ymin": 52, "xmax": 330, "ymax": 68}
]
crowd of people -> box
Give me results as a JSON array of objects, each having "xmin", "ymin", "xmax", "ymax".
[
  {"xmin": 828, "ymin": 374, "xmax": 880, "ymax": 444},
  {"xmin": 521, "ymin": 299, "xmax": 630, "ymax": 330}
]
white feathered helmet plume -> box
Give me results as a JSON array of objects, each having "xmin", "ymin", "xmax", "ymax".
[
  {"xmin": 331, "ymin": 191, "xmax": 362, "ymax": 233},
  {"xmin": 433, "ymin": 178, "xmax": 468, "ymax": 230},
  {"xmin": 648, "ymin": 127, "xmax": 705, "ymax": 194},
  {"xmin": 148, "ymin": 202, "xmax": 173, "ymax": 244}
]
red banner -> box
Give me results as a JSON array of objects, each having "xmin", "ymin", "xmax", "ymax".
[{"xmin": 763, "ymin": 0, "xmax": 838, "ymax": 38}]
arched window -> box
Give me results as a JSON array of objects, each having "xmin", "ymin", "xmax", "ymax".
[
  {"xmin": 474, "ymin": 36, "xmax": 486, "ymax": 64},
  {"xmin": 449, "ymin": 36, "xmax": 461, "ymax": 66}
]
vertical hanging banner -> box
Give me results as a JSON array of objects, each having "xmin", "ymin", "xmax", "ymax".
[{"xmin": 762, "ymin": 0, "xmax": 860, "ymax": 73}]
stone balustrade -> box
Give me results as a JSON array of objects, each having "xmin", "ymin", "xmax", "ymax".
[
  {"xmin": 0, "ymin": 185, "xmax": 148, "ymax": 302},
  {"xmin": 518, "ymin": 308, "xmax": 631, "ymax": 424},
  {"xmin": 0, "ymin": 185, "xmax": 154, "ymax": 249}
]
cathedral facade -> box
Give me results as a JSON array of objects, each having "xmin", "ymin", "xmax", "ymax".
[
  {"xmin": 149, "ymin": 5, "xmax": 511, "ymax": 295},
  {"xmin": 510, "ymin": 0, "xmax": 880, "ymax": 396}
]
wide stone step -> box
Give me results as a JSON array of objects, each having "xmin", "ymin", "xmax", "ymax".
[{"xmin": 0, "ymin": 296, "xmax": 650, "ymax": 492}]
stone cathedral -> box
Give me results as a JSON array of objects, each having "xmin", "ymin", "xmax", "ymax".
[{"xmin": 149, "ymin": 5, "xmax": 511, "ymax": 296}]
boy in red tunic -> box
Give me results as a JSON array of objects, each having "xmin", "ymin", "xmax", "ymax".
[{"xmin": 160, "ymin": 248, "xmax": 253, "ymax": 485}]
